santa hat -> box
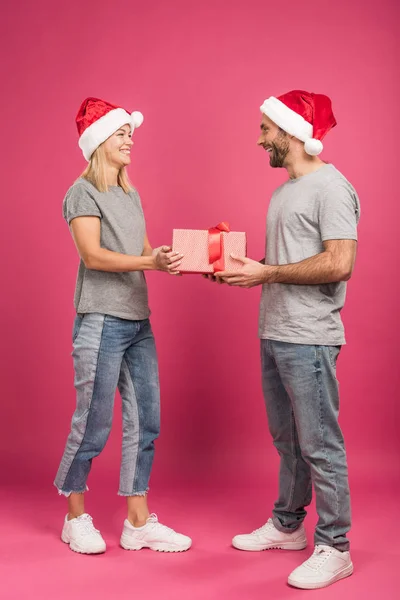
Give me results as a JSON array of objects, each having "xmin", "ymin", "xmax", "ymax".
[
  {"xmin": 260, "ymin": 90, "xmax": 336, "ymax": 156},
  {"xmin": 76, "ymin": 97, "xmax": 144, "ymax": 161}
]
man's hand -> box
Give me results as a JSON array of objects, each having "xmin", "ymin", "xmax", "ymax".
[
  {"xmin": 153, "ymin": 246, "xmax": 183, "ymax": 275},
  {"xmin": 202, "ymin": 273, "xmax": 225, "ymax": 284},
  {"xmin": 215, "ymin": 255, "xmax": 277, "ymax": 288}
]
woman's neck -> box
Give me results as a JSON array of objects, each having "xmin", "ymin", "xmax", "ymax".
[{"xmin": 105, "ymin": 166, "xmax": 119, "ymax": 187}]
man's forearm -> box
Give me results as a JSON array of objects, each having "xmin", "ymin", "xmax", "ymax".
[{"xmin": 266, "ymin": 251, "xmax": 350, "ymax": 285}]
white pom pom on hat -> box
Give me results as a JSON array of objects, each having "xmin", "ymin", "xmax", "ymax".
[
  {"xmin": 304, "ymin": 138, "xmax": 324, "ymax": 156},
  {"xmin": 131, "ymin": 111, "xmax": 144, "ymax": 129},
  {"xmin": 260, "ymin": 90, "xmax": 337, "ymax": 156},
  {"xmin": 76, "ymin": 97, "xmax": 144, "ymax": 161}
]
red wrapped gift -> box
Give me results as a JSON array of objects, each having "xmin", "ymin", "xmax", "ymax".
[{"xmin": 172, "ymin": 222, "xmax": 247, "ymax": 274}]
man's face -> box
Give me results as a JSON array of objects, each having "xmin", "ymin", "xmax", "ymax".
[{"xmin": 257, "ymin": 115, "xmax": 290, "ymax": 168}]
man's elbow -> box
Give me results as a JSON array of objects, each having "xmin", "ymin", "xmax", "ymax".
[{"xmin": 337, "ymin": 266, "xmax": 353, "ymax": 282}]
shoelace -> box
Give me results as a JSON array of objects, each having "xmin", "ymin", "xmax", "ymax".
[
  {"xmin": 303, "ymin": 546, "xmax": 334, "ymax": 570},
  {"xmin": 147, "ymin": 513, "xmax": 175, "ymax": 537},
  {"xmin": 251, "ymin": 519, "xmax": 275, "ymax": 536},
  {"xmin": 75, "ymin": 514, "xmax": 100, "ymax": 536}
]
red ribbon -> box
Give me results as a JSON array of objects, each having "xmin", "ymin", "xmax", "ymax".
[{"xmin": 208, "ymin": 222, "xmax": 230, "ymax": 272}]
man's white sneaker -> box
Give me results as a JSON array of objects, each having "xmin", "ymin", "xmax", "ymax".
[
  {"xmin": 288, "ymin": 544, "xmax": 353, "ymax": 589},
  {"xmin": 120, "ymin": 513, "xmax": 192, "ymax": 552},
  {"xmin": 61, "ymin": 513, "xmax": 106, "ymax": 554},
  {"xmin": 232, "ymin": 518, "xmax": 307, "ymax": 551}
]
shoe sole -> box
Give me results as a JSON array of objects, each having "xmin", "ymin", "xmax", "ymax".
[
  {"xmin": 232, "ymin": 540, "xmax": 307, "ymax": 552},
  {"xmin": 288, "ymin": 562, "xmax": 354, "ymax": 589},
  {"xmin": 120, "ymin": 538, "xmax": 191, "ymax": 553},
  {"xmin": 61, "ymin": 531, "xmax": 106, "ymax": 554}
]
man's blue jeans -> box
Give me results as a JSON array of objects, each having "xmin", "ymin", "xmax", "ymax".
[{"xmin": 261, "ymin": 340, "xmax": 351, "ymax": 551}]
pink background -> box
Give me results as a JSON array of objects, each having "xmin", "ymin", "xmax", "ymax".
[{"xmin": 1, "ymin": 1, "xmax": 399, "ymax": 598}]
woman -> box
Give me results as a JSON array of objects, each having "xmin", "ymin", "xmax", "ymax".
[{"xmin": 54, "ymin": 97, "xmax": 191, "ymax": 554}]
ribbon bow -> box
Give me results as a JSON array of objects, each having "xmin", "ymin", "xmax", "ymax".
[{"xmin": 208, "ymin": 222, "xmax": 230, "ymax": 272}]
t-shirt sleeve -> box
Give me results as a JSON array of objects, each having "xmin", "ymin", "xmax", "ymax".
[
  {"xmin": 63, "ymin": 183, "xmax": 102, "ymax": 225},
  {"xmin": 319, "ymin": 183, "xmax": 360, "ymax": 242}
]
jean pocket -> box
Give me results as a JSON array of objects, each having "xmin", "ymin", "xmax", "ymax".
[
  {"xmin": 72, "ymin": 314, "xmax": 84, "ymax": 343},
  {"xmin": 328, "ymin": 345, "xmax": 341, "ymax": 370}
]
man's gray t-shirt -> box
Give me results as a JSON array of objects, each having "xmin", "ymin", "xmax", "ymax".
[
  {"xmin": 258, "ymin": 164, "xmax": 360, "ymax": 345},
  {"xmin": 63, "ymin": 178, "xmax": 150, "ymax": 320}
]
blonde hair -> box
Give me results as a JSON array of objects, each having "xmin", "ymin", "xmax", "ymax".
[{"xmin": 81, "ymin": 142, "xmax": 132, "ymax": 194}]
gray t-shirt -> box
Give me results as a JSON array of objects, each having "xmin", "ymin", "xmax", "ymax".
[
  {"xmin": 258, "ymin": 164, "xmax": 360, "ymax": 345},
  {"xmin": 63, "ymin": 178, "xmax": 150, "ymax": 320}
]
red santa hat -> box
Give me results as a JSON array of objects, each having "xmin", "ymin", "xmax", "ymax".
[
  {"xmin": 76, "ymin": 97, "xmax": 144, "ymax": 161},
  {"xmin": 260, "ymin": 90, "xmax": 336, "ymax": 156}
]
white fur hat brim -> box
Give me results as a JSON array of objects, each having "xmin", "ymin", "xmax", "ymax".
[
  {"xmin": 260, "ymin": 97, "xmax": 323, "ymax": 156},
  {"xmin": 79, "ymin": 107, "xmax": 144, "ymax": 161}
]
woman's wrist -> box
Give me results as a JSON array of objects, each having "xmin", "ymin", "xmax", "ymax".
[{"xmin": 142, "ymin": 255, "xmax": 157, "ymax": 270}]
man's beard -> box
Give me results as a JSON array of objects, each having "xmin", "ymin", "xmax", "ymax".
[{"xmin": 268, "ymin": 131, "xmax": 290, "ymax": 168}]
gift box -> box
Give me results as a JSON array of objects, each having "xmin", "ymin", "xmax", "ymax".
[{"xmin": 172, "ymin": 222, "xmax": 247, "ymax": 274}]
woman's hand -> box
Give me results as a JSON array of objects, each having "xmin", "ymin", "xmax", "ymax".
[{"xmin": 152, "ymin": 246, "xmax": 183, "ymax": 275}]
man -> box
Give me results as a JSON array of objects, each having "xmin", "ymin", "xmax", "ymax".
[{"xmin": 217, "ymin": 90, "xmax": 360, "ymax": 590}]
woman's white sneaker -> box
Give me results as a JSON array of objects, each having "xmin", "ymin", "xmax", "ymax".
[
  {"xmin": 232, "ymin": 518, "xmax": 307, "ymax": 551},
  {"xmin": 288, "ymin": 545, "xmax": 354, "ymax": 589},
  {"xmin": 61, "ymin": 513, "xmax": 106, "ymax": 554},
  {"xmin": 120, "ymin": 513, "xmax": 192, "ymax": 552}
]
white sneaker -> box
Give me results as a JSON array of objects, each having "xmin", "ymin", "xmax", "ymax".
[
  {"xmin": 288, "ymin": 544, "xmax": 353, "ymax": 589},
  {"xmin": 61, "ymin": 513, "xmax": 106, "ymax": 554},
  {"xmin": 232, "ymin": 518, "xmax": 307, "ymax": 551},
  {"xmin": 120, "ymin": 513, "xmax": 192, "ymax": 552}
]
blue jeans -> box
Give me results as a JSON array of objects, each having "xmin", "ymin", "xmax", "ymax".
[
  {"xmin": 54, "ymin": 314, "xmax": 160, "ymax": 496},
  {"xmin": 261, "ymin": 340, "xmax": 351, "ymax": 551}
]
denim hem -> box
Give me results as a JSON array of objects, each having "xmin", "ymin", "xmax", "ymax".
[
  {"xmin": 117, "ymin": 488, "xmax": 149, "ymax": 497},
  {"xmin": 315, "ymin": 540, "xmax": 350, "ymax": 552},
  {"xmin": 272, "ymin": 516, "xmax": 302, "ymax": 534},
  {"xmin": 55, "ymin": 483, "xmax": 89, "ymax": 497}
]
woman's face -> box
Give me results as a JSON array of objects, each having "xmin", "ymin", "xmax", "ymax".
[{"xmin": 103, "ymin": 124, "xmax": 133, "ymax": 168}]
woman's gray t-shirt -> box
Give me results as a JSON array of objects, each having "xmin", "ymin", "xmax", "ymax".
[{"xmin": 63, "ymin": 178, "xmax": 150, "ymax": 320}]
